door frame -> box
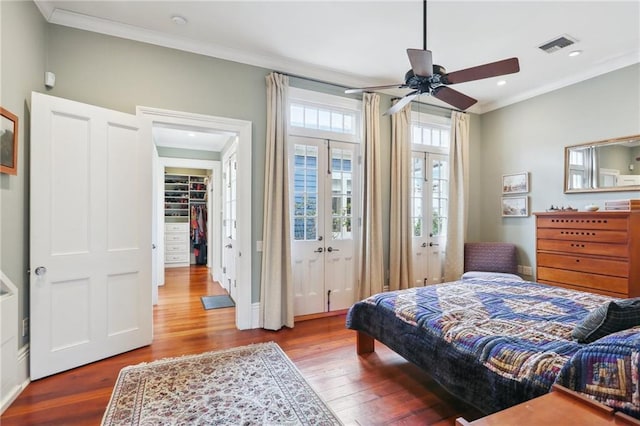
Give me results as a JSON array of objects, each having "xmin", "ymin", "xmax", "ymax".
[
  {"xmin": 137, "ymin": 106, "xmax": 253, "ymax": 330},
  {"xmin": 158, "ymin": 157, "xmax": 220, "ymax": 280}
]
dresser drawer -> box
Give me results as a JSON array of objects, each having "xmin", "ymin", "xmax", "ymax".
[
  {"xmin": 165, "ymin": 222, "xmax": 189, "ymax": 232},
  {"xmin": 537, "ymin": 252, "xmax": 628, "ymax": 278},
  {"xmin": 538, "ymin": 280, "xmax": 626, "ymax": 298},
  {"xmin": 537, "ymin": 239, "xmax": 628, "ymax": 258},
  {"xmin": 165, "ymin": 232, "xmax": 188, "ymax": 243},
  {"xmin": 536, "ymin": 228, "xmax": 627, "ymax": 244},
  {"xmin": 537, "ymin": 216, "xmax": 629, "ymax": 230},
  {"xmin": 537, "ymin": 266, "xmax": 628, "ymax": 294},
  {"xmin": 165, "ymin": 253, "xmax": 189, "ymax": 263},
  {"xmin": 165, "ymin": 242, "xmax": 188, "ymax": 253}
]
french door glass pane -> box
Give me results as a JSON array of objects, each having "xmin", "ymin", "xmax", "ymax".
[
  {"xmin": 331, "ymin": 147, "xmax": 353, "ymax": 240},
  {"xmin": 293, "ymin": 144, "xmax": 318, "ymax": 241}
]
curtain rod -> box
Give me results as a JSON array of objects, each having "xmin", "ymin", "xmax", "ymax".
[{"xmin": 278, "ymin": 71, "xmax": 354, "ymax": 90}]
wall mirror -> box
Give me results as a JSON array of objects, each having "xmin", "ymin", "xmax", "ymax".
[{"xmin": 565, "ymin": 134, "xmax": 640, "ymax": 193}]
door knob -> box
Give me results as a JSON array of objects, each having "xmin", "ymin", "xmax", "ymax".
[
  {"xmin": 313, "ymin": 247, "xmax": 324, "ymax": 253},
  {"xmin": 225, "ymin": 243, "xmax": 233, "ymax": 249},
  {"xmin": 421, "ymin": 242, "xmax": 427, "ymax": 247},
  {"xmin": 35, "ymin": 266, "xmax": 47, "ymax": 276},
  {"xmin": 429, "ymin": 242, "xmax": 439, "ymax": 247},
  {"xmin": 327, "ymin": 247, "xmax": 340, "ymax": 252}
]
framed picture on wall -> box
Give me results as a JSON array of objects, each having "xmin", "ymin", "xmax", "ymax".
[
  {"xmin": 502, "ymin": 171, "xmax": 528, "ymax": 194},
  {"xmin": 0, "ymin": 107, "xmax": 18, "ymax": 175},
  {"xmin": 502, "ymin": 196, "xmax": 529, "ymax": 217}
]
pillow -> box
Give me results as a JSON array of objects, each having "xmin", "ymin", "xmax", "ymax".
[
  {"xmin": 461, "ymin": 271, "xmax": 523, "ymax": 281},
  {"xmin": 572, "ymin": 298, "xmax": 640, "ymax": 343}
]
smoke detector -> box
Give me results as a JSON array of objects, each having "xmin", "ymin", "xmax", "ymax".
[{"xmin": 538, "ymin": 34, "xmax": 578, "ymax": 54}]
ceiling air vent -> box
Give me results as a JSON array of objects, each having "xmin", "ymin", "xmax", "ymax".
[{"xmin": 538, "ymin": 34, "xmax": 578, "ymax": 53}]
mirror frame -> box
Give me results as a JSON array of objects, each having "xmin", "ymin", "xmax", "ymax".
[{"xmin": 564, "ymin": 134, "xmax": 640, "ymax": 193}]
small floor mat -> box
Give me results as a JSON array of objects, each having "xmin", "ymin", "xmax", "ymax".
[{"xmin": 201, "ymin": 295, "xmax": 235, "ymax": 310}]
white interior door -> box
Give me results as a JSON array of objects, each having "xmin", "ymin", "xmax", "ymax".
[
  {"xmin": 411, "ymin": 152, "xmax": 448, "ymax": 286},
  {"xmin": 291, "ymin": 137, "xmax": 358, "ymax": 316},
  {"xmin": 222, "ymin": 145, "xmax": 237, "ymax": 301},
  {"xmin": 30, "ymin": 92, "xmax": 152, "ymax": 380}
]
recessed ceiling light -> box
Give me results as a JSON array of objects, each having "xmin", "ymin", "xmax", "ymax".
[
  {"xmin": 568, "ymin": 50, "xmax": 582, "ymax": 57},
  {"xmin": 497, "ymin": 80, "xmax": 507, "ymax": 86},
  {"xmin": 171, "ymin": 15, "xmax": 187, "ymax": 25},
  {"xmin": 188, "ymin": 132, "xmax": 196, "ymax": 137}
]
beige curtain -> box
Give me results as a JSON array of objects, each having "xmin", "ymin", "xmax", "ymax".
[
  {"xmin": 260, "ymin": 72, "xmax": 294, "ymax": 330},
  {"xmin": 389, "ymin": 102, "xmax": 413, "ymax": 291},
  {"xmin": 443, "ymin": 111, "xmax": 470, "ymax": 281},
  {"xmin": 359, "ymin": 93, "xmax": 384, "ymax": 298}
]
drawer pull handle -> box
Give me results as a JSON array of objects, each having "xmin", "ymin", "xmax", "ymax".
[{"xmin": 575, "ymin": 259, "xmax": 580, "ymax": 263}]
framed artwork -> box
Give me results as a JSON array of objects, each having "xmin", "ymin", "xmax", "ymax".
[
  {"xmin": 0, "ymin": 107, "xmax": 18, "ymax": 175},
  {"xmin": 502, "ymin": 196, "xmax": 529, "ymax": 217},
  {"xmin": 502, "ymin": 171, "xmax": 528, "ymax": 194}
]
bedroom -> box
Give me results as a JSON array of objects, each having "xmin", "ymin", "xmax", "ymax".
[{"xmin": 1, "ymin": 0, "xmax": 639, "ymax": 424}]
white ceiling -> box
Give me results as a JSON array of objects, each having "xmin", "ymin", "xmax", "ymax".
[
  {"xmin": 35, "ymin": 0, "xmax": 639, "ymax": 116},
  {"xmin": 152, "ymin": 124, "xmax": 235, "ymax": 152}
]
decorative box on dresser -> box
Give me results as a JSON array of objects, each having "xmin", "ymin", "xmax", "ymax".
[{"xmin": 535, "ymin": 209, "xmax": 640, "ymax": 298}]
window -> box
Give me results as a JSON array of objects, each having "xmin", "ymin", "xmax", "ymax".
[
  {"xmin": 289, "ymin": 88, "xmax": 361, "ymax": 143},
  {"xmin": 410, "ymin": 111, "xmax": 451, "ymax": 240},
  {"xmin": 569, "ymin": 147, "xmax": 589, "ymax": 189}
]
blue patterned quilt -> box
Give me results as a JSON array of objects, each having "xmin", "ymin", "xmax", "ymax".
[{"xmin": 346, "ymin": 276, "xmax": 640, "ymax": 417}]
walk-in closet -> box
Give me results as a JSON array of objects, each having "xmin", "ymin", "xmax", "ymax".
[{"xmin": 164, "ymin": 167, "xmax": 209, "ymax": 268}]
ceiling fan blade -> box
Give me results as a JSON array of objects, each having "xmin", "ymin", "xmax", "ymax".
[
  {"xmin": 431, "ymin": 86, "xmax": 477, "ymax": 110},
  {"xmin": 384, "ymin": 91, "xmax": 419, "ymax": 115},
  {"xmin": 344, "ymin": 83, "xmax": 407, "ymax": 94},
  {"xmin": 443, "ymin": 57, "xmax": 520, "ymax": 85},
  {"xmin": 407, "ymin": 49, "xmax": 433, "ymax": 77}
]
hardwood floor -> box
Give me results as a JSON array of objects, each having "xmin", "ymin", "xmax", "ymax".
[{"xmin": 2, "ymin": 266, "xmax": 483, "ymax": 425}]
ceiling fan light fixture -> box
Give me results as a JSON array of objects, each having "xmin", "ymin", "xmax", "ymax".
[{"xmin": 171, "ymin": 15, "xmax": 188, "ymax": 25}]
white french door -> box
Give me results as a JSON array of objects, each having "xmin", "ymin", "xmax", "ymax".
[
  {"xmin": 30, "ymin": 92, "xmax": 152, "ymax": 379},
  {"xmin": 290, "ymin": 137, "xmax": 359, "ymax": 316},
  {"xmin": 222, "ymin": 145, "xmax": 237, "ymax": 301},
  {"xmin": 411, "ymin": 151, "xmax": 448, "ymax": 286}
]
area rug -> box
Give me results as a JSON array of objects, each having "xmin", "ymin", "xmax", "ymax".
[
  {"xmin": 101, "ymin": 342, "xmax": 342, "ymax": 425},
  {"xmin": 201, "ymin": 294, "xmax": 235, "ymax": 310}
]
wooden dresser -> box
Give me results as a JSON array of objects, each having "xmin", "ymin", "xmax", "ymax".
[{"xmin": 535, "ymin": 210, "xmax": 640, "ymax": 298}]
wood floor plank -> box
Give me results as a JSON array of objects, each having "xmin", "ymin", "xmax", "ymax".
[{"xmin": 1, "ymin": 266, "xmax": 483, "ymax": 425}]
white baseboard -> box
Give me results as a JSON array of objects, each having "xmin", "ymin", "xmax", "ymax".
[
  {"xmin": 1, "ymin": 345, "xmax": 30, "ymax": 414},
  {"xmin": 251, "ymin": 302, "xmax": 261, "ymax": 329}
]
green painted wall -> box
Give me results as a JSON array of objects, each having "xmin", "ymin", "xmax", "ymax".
[
  {"xmin": 0, "ymin": 0, "xmax": 47, "ymax": 347},
  {"xmin": 479, "ymin": 64, "xmax": 640, "ymax": 274},
  {"xmin": 158, "ymin": 147, "xmax": 220, "ymax": 161}
]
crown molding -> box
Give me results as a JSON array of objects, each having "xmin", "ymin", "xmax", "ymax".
[
  {"xmin": 36, "ymin": 2, "xmax": 640, "ymax": 116},
  {"xmin": 478, "ymin": 52, "xmax": 639, "ymax": 114}
]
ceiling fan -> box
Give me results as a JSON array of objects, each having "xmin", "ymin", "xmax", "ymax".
[{"xmin": 346, "ymin": 0, "xmax": 520, "ymax": 114}]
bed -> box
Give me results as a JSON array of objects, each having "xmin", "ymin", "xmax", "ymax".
[{"xmin": 346, "ymin": 274, "xmax": 640, "ymax": 419}]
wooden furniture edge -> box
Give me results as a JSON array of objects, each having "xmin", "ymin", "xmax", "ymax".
[
  {"xmin": 551, "ymin": 384, "xmax": 615, "ymax": 415},
  {"xmin": 455, "ymin": 417, "xmax": 473, "ymax": 426},
  {"xmin": 615, "ymin": 411, "xmax": 640, "ymax": 425},
  {"xmin": 356, "ymin": 331, "xmax": 375, "ymax": 354}
]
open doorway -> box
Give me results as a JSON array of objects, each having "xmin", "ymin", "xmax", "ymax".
[{"xmin": 138, "ymin": 106, "xmax": 253, "ymax": 330}]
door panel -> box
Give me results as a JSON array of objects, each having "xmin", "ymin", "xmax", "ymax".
[
  {"xmin": 325, "ymin": 142, "xmax": 356, "ymax": 311},
  {"xmin": 291, "ymin": 140, "xmax": 325, "ymax": 316},
  {"xmin": 30, "ymin": 92, "xmax": 152, "ymax": 380},
  {"xmin": 222, "ymin": 145, "xmax": 237, "ymax": 301},
  {"xmin": 411, "ymin": 152, "xmax": 448, "ymax": 286},
  {"xmin": 291, "ymin": 137, "xmax": 358, "ymax": 316}
]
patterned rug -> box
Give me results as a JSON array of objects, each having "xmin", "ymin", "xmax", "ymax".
[{"xmin": 102, "ymin": 342, "xmax": 341, "ymax": 425}]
